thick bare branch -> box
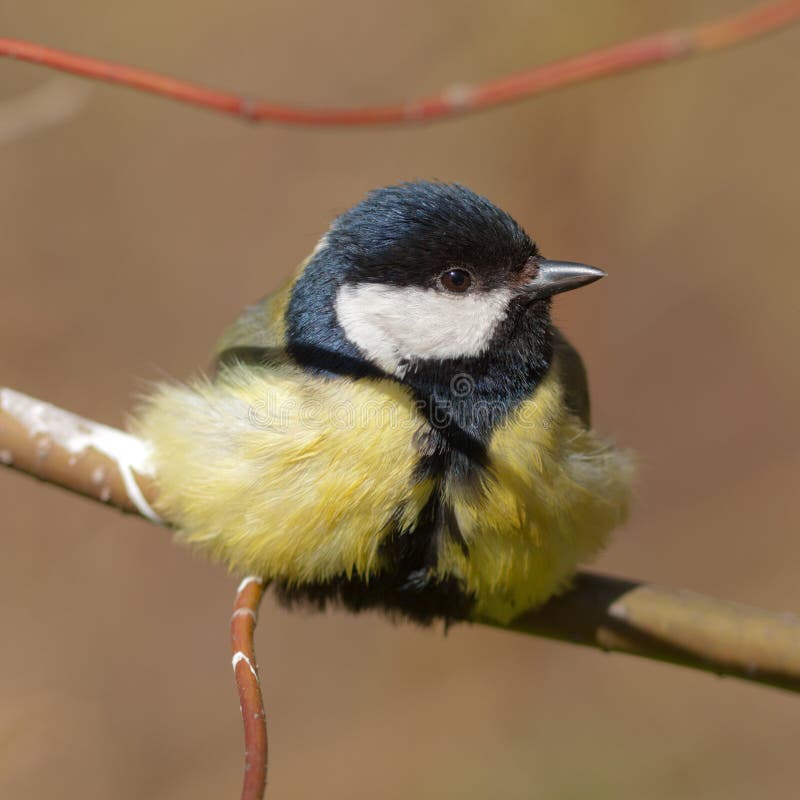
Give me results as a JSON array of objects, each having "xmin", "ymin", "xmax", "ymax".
[
  {"xmin": 492, "ymin": 574, "xmax": 800, "ymax": 693},
  {"xmin": 1, "ymin": 1, "xmax": 799, "ymax": 126},
  {"xmin": 0, "ymin": 387, "xmax": 160, "ymax": 520}
]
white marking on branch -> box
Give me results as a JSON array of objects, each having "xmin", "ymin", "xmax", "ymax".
[
  {"xmin": 443, "ymin": 82, "xmax": 475, "ymax": 109},
  {"xmin": 0, "ymin": 387, "xmax": 162, "ymax": 523},
  {"xmin": 236, "ymin": 575, "xmax": 264, "ymax": 594},
  {"xmin": 232, "ymin": 651, "xmax": 259, "ymax": 680},
  {"xmin": 232, "ymin": 607, "xmax": 257, "ymax": 622},
  {"xmin": 36, "ymin": 437, "xmax": 53, "ymax": 460},
  {"xmin": 608, "ymin": 601, "xmax": 629, "ymax": 621}
]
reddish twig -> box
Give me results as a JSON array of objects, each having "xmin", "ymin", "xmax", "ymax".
[
  {"xmin": 1, "ymin": 1, "xmax": 799, "ymax": 126},
  {"xmin": 231, "ymin": 576, "xmax": 268, "ymax": 800}
]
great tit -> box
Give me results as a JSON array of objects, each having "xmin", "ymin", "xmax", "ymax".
[{"xmin": 133, "ymin": 182, "xmax": 633, "ymax": 625}]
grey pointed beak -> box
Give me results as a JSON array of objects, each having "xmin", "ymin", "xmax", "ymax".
[{"xmin": 522, "ymin": 259, "xmax": 606, "ymax": 299}]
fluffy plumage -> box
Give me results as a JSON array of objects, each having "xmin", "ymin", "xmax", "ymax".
[{"xmin": 132, "ymin": 181, "xmax": 634, "ymax": 624}]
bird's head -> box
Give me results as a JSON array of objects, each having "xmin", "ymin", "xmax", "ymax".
[{"xmin": 286, "ymin": 182, "xmax": 603, "ymax": 383}]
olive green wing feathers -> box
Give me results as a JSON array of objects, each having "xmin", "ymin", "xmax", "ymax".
[
  {"xmin": 552, "ymin": 327, "xmax": 591, "ymax": 427},
  {"xmin": 212, "ymin": 281, "xmax": 294, "ymax": 373}
]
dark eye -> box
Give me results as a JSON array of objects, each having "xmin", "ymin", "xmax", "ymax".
[{"xmin": 440, "ymin": 269, "xmax": 472, "ymax": 293}]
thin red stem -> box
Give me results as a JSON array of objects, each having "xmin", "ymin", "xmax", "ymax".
[
  {"xmin": 231, "ymin": 577, "xmax": 268, "ymax": 800},
  {"xmin": 1, "ymin": 1, "xmax": 798, "ymax": 127}
]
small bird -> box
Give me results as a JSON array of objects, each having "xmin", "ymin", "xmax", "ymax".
[{"xmin": 133, "ymin": 182, "xmax": 633, "ymax": 624}]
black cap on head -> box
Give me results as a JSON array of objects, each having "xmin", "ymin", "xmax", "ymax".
[{"xmin": 326, "ymin": 181, "xmax": 537, "ymax": 290}]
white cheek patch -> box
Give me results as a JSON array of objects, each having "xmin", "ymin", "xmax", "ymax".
[{"xmin": 335, "ymin": 282, "xmax": 512, "ymax": 373}]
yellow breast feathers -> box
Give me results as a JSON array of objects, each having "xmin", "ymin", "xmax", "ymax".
[
  {"xmin": 133, "ymin": 362, "xmax": 434, "ymax": 583},
  {"xmin": 440, "ymin": 369, "xmax": 633, "ymax": 622},
  {"xmin": 133, "ymin": 357, "xmax": 633, "ymax": 623}
]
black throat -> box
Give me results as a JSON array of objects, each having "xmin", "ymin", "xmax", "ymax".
[{"xmin": 399, "ymin": 297, "xmax": 554, "ymax": 480}]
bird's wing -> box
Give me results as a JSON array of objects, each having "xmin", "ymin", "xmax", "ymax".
[
  {"xmin": 212, "ymin": 279, "xmax": 295, "ymax": 373},
  {"xmin": 552, "ymin": 327, "xmax": 591, "ymax": 427}
]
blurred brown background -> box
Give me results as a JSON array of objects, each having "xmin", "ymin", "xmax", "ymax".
[{"xmin": 1, "ymin": 1, "xmax": 799, "ymax": 798}]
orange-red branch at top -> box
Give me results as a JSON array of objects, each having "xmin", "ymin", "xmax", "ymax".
[{"xmin": 1, "ymin": 0, "xmax": 799, "ymax": 127}]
